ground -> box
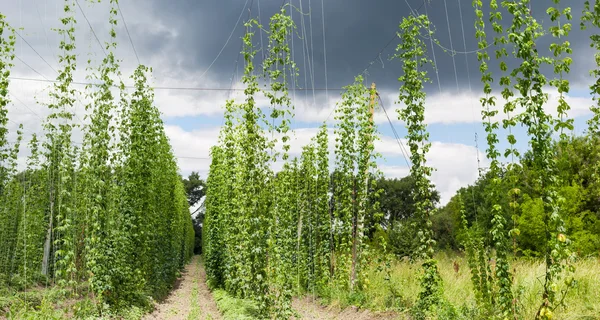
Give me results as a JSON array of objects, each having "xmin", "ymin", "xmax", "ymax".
[
  {"xmin": 292, "ymin": 297, "xmax": 399, "ymax": 320},
  {"xmin": 143, "ymin": 257, "xmax": 400, "ymax": 320},
  {"xmin": 144, "ymin": 256, "xmax": 222, "ymax": 320}
]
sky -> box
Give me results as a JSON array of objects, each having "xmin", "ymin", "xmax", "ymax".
[{"xmin": 0, "ymin": 0, "xmax": 597, "ymax": 204}]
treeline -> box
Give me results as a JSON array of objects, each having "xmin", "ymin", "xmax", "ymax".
[
  {"xmin": 366, "ymin": 134, "xmax": 600, "ymax": 258},
  {"xmin": 432, "ymin": 135, "xmax": 600, "ymax": 257},
  {"xmin": 0, "ymin": 0, "xmax": 194, "ymax": 314}
]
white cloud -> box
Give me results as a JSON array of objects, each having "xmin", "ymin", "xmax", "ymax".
[
  {"xmin": 377, "ymin": 85, "xmax": 594, "ymax": 125},
  {"xmin": 165, "ymin": 124, "xmax": 485, "ymax": 206},
  {"xmin": 163, "ymin": 125, "xmax": 220, "ymax": 177},
  {"xmin": 157, "ymin": 84, "xmax": 594, "ymax": 126},
  {"xmin": 376, "ymin": 136, "xmax": 486, "ymax": 205}
]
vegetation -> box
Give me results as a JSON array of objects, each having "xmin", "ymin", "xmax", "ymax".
[
  {"xmin": 200, "ymin": 1, "xmax": 599, "ymax": 319},
  {"xmin": 320, "ymin": 253, "xmax": 600, "ymax": 319},
  {"xmin": 0, "ymin": 0, "xmax": 193, "ymax": 318},
  {"xmin": 2, "ymin": 0, "xmax": 600, "ymax": 319},
  {"xmin": 182, "ymin": 171, "xmax": 206, "ymax": 253}
]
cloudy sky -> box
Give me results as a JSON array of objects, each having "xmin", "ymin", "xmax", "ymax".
[{"xmin": 1, "ymin": 0, "xmax": 597, "ymax": 204}]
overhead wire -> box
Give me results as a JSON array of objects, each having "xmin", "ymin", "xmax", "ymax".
[
  {"xmin": 308, "ymin": 0, "xmax": 317, "ymax": 110},
  {"xmin": 9, "ymin": 94, "xmax": 44, "ymax": 120},
  {"xmin": 218, "ymin": 0, "xmax": 255, "ymax": 128},
  {"xmin": 9, "ymin": 1, "xmax": 485, "ymax": 173},
  {"xmin": 75, "ymin": 0, "xmax": 107, "ymax": 57},
  {"xmin": 15, "ymin": 56, "xmax": 50, "ymax": 80},
  {"xmin": 456, "ymin": 0, "xmax": 481, "ymax": 176},
  {"xmin": 196, "ymin": 0, "xmax": 251, "ymax": 80},
  {"xmin": 34, "ymin": 0, "xmax": 59, "ymax": 65},
  {"xmin": 6, "ymin": 137, "xmax": 211, "ymax": 160},
  {"xmin": 11, "ymin": 58, "xmax": 86, "ymax": 125},
  {"xmin": 116, "ymin": 1, "xmax": 140, "ymax": 65},
  {"xmin": 449, "ymin": 0, "xmax": 480, "ymax": 216},
  {"xmin": 15, "ymin": 30, "xmax": 57, "ymax": 75},
  {"xmin": 377, "ymin": 94, "xmax": 411, "ymax": 168},
  {"xmin": 404, "ymin": 0, "xmax": 491, "ymax": 56},
  {"xmin": 8, "ymin": 75, "xmax": 344, "ymax": 91},
  {"xmin": 360, "ymin": 1, "xmax": 425, "ymax": 77},
  {"xmin": 321, "ymin": 0, "xmax": 328, "ymax": 108},
  {"xmin": 257, "ymin": 0, "xmax": 265, "ymax": 62},
  {"xmin": 423, "ymin": 1, "xmax": 442, "ymax": 94},
  {"xmin": 457, "ymin": 0, "xmax": 477, "ymax": 127},
  {"xmin": 326, "ymin": 1, "xmax": 428, "ymax": 124},
  {"xmin": 299, "ymin": 0, "xmax": 311, "ymax": 107},
  {"xmin": 443, "ymin": 0, "xmax": 459, "ymax": 92},
  {"xmin": 290, "ymin": 0, "xmax": 298, "ymax": 111}
]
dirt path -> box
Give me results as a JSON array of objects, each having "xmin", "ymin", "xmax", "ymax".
[
  {"xmin": 144, "ymin": 256, "xmax": 222, "ymax": 320},
  {"xmin": 292, "ymin": 297, "xmax": 400, "ymax": 320}
]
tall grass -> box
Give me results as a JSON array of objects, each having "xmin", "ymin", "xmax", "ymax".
[{"xmin": 323, "ymin": 253, "xmax": 600, "ymax": 319}]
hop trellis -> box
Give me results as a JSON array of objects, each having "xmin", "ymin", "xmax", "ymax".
[
  {"xmin": 0, "ymin": 0, "xmax": 194, "ymax": 313},
  {"xmin": 1, "ymin": 0, "xmax": 597, "ymax": 318}
]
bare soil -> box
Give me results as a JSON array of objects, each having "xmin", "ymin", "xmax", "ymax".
[
  {"xmin": 144, "ymin": 256, "xmax": 222, "ymax": 320},
  {"xmin": 145, "ymin": 258, "xmax": 398, "ymax": 320},
  {"xmin": 292, "ymin": 297, "xmax": 400, "ymax": 320}
]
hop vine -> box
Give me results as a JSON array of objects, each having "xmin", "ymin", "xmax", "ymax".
[{"xmin": 394, "ymin": 14, "xmax": 443, "ymax": 314}]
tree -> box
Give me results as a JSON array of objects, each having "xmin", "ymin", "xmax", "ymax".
[
  {"xmin": 378, "ymin": 176, "xmax": 440, "ymax": 228},
  {"xmin": 181, "ymin": 171, "xmax": 206, "ymax": 254},
  {"xmin": 182, "ymin": 171, "xmax": 206, "ymax": 207},
  {"xmin": 373, "ymin": 175, "xmax": 440, "ymax": 259}
]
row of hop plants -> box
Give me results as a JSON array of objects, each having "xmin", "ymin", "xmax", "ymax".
[
  {"xmin": 201, "ymin": 7, "xmax": 384, "ymax": 319},
  {"xmin": 0, "ymin": 0, "xmax": 194, "ymax": 314},
  {"xmin": 458, "ymin": 0, "xmax": 600, "ymax": 319},
  {"xmin": 205, "ymin": 0, "xmax": 600, "ymax": 319},
  {"xmin": 201, "ymin": 5, "xmax": 443, "ymax": 319}
]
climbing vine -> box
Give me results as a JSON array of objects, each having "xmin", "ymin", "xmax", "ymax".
[
  {"xmin": 394, "ymin": 14, "xmax": 443, "ymax": 314},
  {"xmin": 42, "ymin": 0, "xmax": 78, "ymax": 288},
  {"xmin": 473, "ymin": 0, "xmax": 516, "ymax": 318},
  {"xmin": 0, "ymin": 13, "xmax": 16, "ymax": 280},
  {"xmin": 582, "ymin": 1, "xmax": 600, "ymax": 134},
  {"xmin": 314, "ymin": 123, "xmax": 331, "ymax": 289},
  {"xmin": 82, "ymin": 0, "xmax": 129, "ymax": 306},
  {"xmin": 501, "ymin": 0, "xmax": 573, "ymax": 317},
  {"xmin": 0, "ymin": 0, "xmax": 194, "ymax": 315},
  {"xmin": 0, "ymin": 13, "xmax": 15, "ymax": 191},
  {"xmin": 332, "ymin": 75, "xmax": 377, "ymax": 291}
]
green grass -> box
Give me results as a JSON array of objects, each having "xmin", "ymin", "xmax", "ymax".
[
  {"xmin": 188, "ymin": 260, "xmax": 201, "ymax": 320},
  {"xmin": 212, "ymin": 289, "xmax": 260, "ymax": 320},
  {"xmin": 0, "ymin": 284, "xmax": 149, "ymax": 319},
  {"xmin": 321, "ymin": 252, "xmax": 600, "ymax": 319}
]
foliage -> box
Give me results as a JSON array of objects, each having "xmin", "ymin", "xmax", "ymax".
[
  {"xmin": 469, "ymin": 0, "xmax": 515, "ymax": 317},
  {"xmin": 182, "ymin": 171, "xmax": 206, "ymax": 207},
  {"xmin": 330, "ymin": 76, "xmax": 380, "ymax": 293},
  {"xmin": 2, "ymin": 0, "xmax": 597, "ymax": 318},
  {"xmin": 213, "ymin": 289, "xmax": 260, "ymax": 320},
  {"xmin": 377, "ymin": 176, "xmax": 441, "ymax": 259},
  {"xmin": 0, "ymin": 0, "xmax": 194, "ymax": 316},
  {"xmin": 0, "ymin": 13, "xmax": 15, "ymax": 191},
  {"xmin": 315, "ymin": 253, "xmax": 600, "ymax": 319},
  {"xmin": 394, "ymin": 14, "xmax": 443, "ymax": 315},
  {"xmin": 378, "ymin": 176, "xmax": 440, "ymax": 227},
  {"xmin": 181, "ymin": 171, "xmax": 206, "ymax": 254},
  {"xmin": 442, "ymin": 135, "xmax": 600, "ymax": 258},
  {"xmin": 202, "ymin": 7, "xmax": 382, "ymax": 318}
]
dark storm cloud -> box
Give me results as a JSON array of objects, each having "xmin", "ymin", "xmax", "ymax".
[
  {"xmin": 129, "ymin": 0, "xmax": 596, "ymax": 94},
  {"xmin": 9, "ymin": 0, "xmax": 593, "ymax": 94}
]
